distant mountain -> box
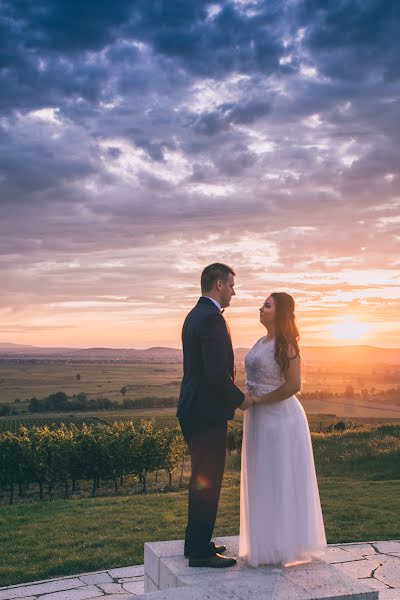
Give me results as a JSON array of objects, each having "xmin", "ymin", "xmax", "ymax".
[
  {"xmin": 0, "ymin": 342, "xmax": 75, "ymax": 354},
  {"xmin": 70, "ymin": 346, "xmax": 182, "ymax": 362},
  {"xmin": 0, "ymin": 342, "xmax": 399, "ymax": 365},
  {"xmin": 0, "ymin": 342, "xmax": 45, "ymax": 351},
  {"xmin": 0, "ymin": 343, "xmax": 182, "ymax": 362}
]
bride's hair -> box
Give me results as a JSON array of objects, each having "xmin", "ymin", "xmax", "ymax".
[{"xmin": 271, "ymin": 292, "xmax": 300, "ymax": 372}]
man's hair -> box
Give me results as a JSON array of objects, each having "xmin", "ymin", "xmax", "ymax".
[{"xmin": 201, "ymin": 263, "xmax": 235, "ymax": 292}]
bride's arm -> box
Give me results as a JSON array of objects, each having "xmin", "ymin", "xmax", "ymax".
[{"xmin": 252, "ymin": 353, "xmax": 301, "ymax": 405}]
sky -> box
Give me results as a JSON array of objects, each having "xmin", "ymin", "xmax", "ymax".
[{"xmin": 0, "ymin": 0, "xmax": 399, "ymax": 349}]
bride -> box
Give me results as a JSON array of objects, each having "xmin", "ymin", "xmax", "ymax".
[{"xmin": 239, "ymin": 292, "xmax": 326, "ymax": 567}]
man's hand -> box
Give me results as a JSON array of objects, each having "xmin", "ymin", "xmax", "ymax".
[{"xmin": 239, "ymin": 393, "xmax": 254, "ymax": 411}]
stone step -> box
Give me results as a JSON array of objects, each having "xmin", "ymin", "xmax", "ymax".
[{"xmin": 140, "ymin": 536, "xmax": 378, "ymax": 600}]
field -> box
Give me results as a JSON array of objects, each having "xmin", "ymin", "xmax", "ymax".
[
  {"xmin": 0, "ymin": 362, "xmax": 183, "ymax": 405},
  {"xmin": 1, "ymin": 359, "xmax": 400, "ymax": 420}
]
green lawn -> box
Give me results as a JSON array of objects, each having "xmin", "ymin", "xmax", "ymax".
[
  {"xmin": 1, "ymin": 476, "xmax": 399, "ymax": 587},
  {"xmin": 1, "ymin": 423, "xmax": 399, "ymax": 587}
]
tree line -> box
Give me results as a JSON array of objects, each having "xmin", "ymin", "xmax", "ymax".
[{"xmin": 27, "ymin": 391, "xmax": 177, "ymax": 412}]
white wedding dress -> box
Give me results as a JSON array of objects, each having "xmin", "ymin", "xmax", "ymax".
[{"xmin": 239, "ymin": 337, "xmax": 326, "ymax": 567}]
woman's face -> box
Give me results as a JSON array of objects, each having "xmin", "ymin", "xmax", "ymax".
[{"xmin": 259, "ymin": 295, "xmax": 276, "ymax": 326}]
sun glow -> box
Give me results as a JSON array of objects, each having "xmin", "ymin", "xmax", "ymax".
[{"xmin": 327, "ymin": 318, "xmax": 370, "ymax": 343}]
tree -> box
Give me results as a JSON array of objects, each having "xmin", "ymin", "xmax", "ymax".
[
  {"xmin": 47, "ymin": 391, "xmax": 68, "ymax": 410},
  {"xmin": 345, "ymin": 385, "xmax": 354, "ymax": 398},
  {"xmin": 0, "ymin": 430, "xmax": 31, "ymax": 504}
]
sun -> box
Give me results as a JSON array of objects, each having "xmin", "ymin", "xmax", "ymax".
[{"xmin": 327, "ymin": 318, "xmax": 370, "ymax": 343}]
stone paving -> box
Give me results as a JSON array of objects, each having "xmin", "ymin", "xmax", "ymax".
[
  {"xmin": 0, "ymin": 566, "xmax": 144, "ymax": 600},
  {"xmin": 322, "ymin": 541, "xmax": 400, "ymax": 600},
  {"xmin": 1, "ymin": 541, "xmax": 399, "ymax": 600}
]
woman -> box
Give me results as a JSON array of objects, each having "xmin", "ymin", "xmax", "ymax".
[{"xmin": 239, "ymin": 292, "xmax": 326, "ymax": 567}]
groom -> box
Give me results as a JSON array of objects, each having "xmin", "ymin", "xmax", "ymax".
[{"xmin": 177, "ymin": 263, "xmax": 252, "ymax": 568}]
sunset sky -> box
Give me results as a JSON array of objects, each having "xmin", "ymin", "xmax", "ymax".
[{"xmin": 1, "ymin": 1, "xmax": 399, "ymax": 349}]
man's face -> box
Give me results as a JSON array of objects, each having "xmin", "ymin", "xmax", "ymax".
[{"xmin": 219, "ymin": 273, "xmax": 236, "ymax": 308}]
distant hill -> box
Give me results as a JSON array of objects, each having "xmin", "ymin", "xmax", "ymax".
[
  {"xmin": 0, "ymin": 342, "xmax": 75, "ymax": 355},
  {"xmin": 0, "ymin": 343, "xmax": 182, "ymax": 362},
  {"xmin": 70, "ymin": 346, "xmax": 182, "ymax": 362},
  {"xmin": 0, "ymin": 342, "xmax": 399, "ymax": 365}
]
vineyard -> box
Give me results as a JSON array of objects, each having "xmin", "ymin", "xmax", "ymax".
[
  {"xmin": 0, "ymin": 415, "xmax": 106, "ymax": 433},
  {"xmin": 0, "ymin": 418, "xmax": 198, "ymax": 504},
  {"xmin": 0, "ymin": 418, "xmax": 245, "ymax": 505},
  {"xmin": 1, "ymin": 415, "xmax": 398, "ymax": 507}
]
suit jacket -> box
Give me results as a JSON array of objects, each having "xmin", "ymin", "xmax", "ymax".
[{"xmin": 177, "ymin": 296, "xmax": 245, "ymax": 424}]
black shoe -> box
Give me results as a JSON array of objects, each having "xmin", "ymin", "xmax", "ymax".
[
  {"xmin": 210, "ymin": 541, "xmax": 227, "ymax": 555},
  {"xmin": 189, "ymin": 553, "xmax": 237, "ymax": 568},
  {"xmin": 184, "ymin": 542, "xmax": 227, "ymax": 558}
]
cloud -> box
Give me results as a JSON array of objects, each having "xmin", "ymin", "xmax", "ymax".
[
  {"xmin": 297, "ymin": 0, "xmax": 400, "ymax": 82},
  {"xmin": 0, "ymin": 0, "xmax": 399, "ymax": 346}
]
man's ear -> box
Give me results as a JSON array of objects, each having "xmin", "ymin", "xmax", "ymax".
[{"xmin": 215, "ymin": 279, "xmax": 223, "ymax": 291}]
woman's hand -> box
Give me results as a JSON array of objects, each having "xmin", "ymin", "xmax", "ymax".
[
  {"xmin": 248, "ymin": 393, "xmax": 257, "ymax": 406},
  {"xmin": 240, "ymin": 392, "xmax": 256, "ymax": 410}
]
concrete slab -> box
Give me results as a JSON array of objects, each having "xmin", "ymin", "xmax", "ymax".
[
  {"xmin": 133, "ymin": 587, "xmax": 232, "ymax": 600},
  {"xmin": 143, "ymin": 575, "xmax": 158, "ymax": 593},
  {"xmin": 79, "ymin": 573, "xmax": 113, "ymax": 585},
  {"xmin": 217, "ymin": 573, "xmax": 312, "ymax": 600},
  {"xmin": 144, "ymin": 537, "xmax": 378, "ymax": 600},
  {"xmin": 377, "ymin": 590, "xmax": 400, "ymax": 600},
  {"xmin": 321, "ymin": 548, "xmax": 374, "ymax": 564},
  {"xmin": 373, "ymin": 541, "xmax": 400, "ymax": 554},
  {"xmin": 108, "ymin": 566, "xmax": 144, "ymax": 579},
  {"xmin": 35, "ymin": 586, "xmax": 101, "ymax": 600},
  {"xmin": 94, "ymin": 595, "xmax": 134, "ymax": 600},
  {"xmin": 121, "ymin": 580, "xmax": 145, "ymax": 594},
  {"xmin": 331, "ymin": 558, "xmax": 382, "ymax": 579},
  {"xmin": 7, "ymin": 597, "xmax": 38, "ymax": 600},
  {"xmin": 374, "ymin": 557, "xmax": 400, "ymax": 588},
  {"xmin": 0, "ymin": 579, "xmax": 84, "ymax": 600},
  {"xmin": 282, "ymin": 560, "xmax": 377, "ymax": 599},
  {"xmin": 97, "ymin": 582, "xmax": 126, "ymax": 594}
]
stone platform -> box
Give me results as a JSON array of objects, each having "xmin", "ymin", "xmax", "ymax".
[
  {"xmin": 0, "ymin": 540, "xmax": 399, "ymax": 599},
  {"xmin": 141, "ymin": 536, "xmax": 400, "ymax": 599}
]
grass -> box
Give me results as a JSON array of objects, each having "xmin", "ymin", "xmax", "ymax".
[
  {"xmin": 0, "ymin": 422, "xmax": 399, "ymax": 586},
  {"xmin": 312, "ymin": 424, "xmax": 400, "ymax": 480},
  {"xmin": 1, "ymin": 477, "xmax": 399, "ymax": 587}
]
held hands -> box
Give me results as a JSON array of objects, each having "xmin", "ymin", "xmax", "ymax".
[{"xmin": 239, "ymin": 392, "xmax": 255, "ymax": 411}]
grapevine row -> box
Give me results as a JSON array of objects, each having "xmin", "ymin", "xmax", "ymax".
[{"xmin": 0, "ymin": 419, "xmax": 186, "ymax": 503}]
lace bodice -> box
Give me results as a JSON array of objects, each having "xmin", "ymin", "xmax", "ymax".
[{"xmin": 244, "ymin": 337, "xmax": 284, "ymax": 396}]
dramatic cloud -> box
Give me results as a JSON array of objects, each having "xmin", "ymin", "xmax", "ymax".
[{"xmin": 0, "ymin": 0, "xmax": 399, "ymax": 347}]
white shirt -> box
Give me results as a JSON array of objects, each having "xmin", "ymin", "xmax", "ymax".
[{"xmin": 203, "ymin": 296, "xmax": 222, "ymax": 311}]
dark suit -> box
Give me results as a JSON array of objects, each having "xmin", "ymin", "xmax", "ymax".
[{"xmin": 177, "ymin": 296, "xmax": 244, "ymax": 557}]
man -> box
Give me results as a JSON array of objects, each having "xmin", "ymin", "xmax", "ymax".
[{"xmin": 177, "ymin": 263, "xmax": 252, "ymax": 568}]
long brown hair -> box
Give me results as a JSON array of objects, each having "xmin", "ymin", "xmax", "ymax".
[{"xmin": 271, "ymin": 292, "xmax": 300, "ymax": 372}]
